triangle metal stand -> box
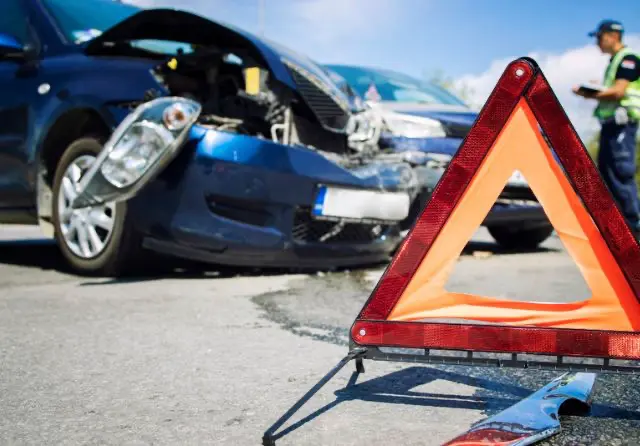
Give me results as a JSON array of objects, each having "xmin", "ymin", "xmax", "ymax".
[{"xmin": 262, "ymin": 345, "xmax": 635, "ymax": 446}]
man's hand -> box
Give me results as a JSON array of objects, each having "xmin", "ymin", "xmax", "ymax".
[{"xmin": 595, "ymin": 79, "xmax": 630, "ymax": 101}]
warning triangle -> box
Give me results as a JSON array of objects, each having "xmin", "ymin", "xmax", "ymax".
[{"xmin": 351, "ymin": 58, "xmax": 640, "ymax": 360}]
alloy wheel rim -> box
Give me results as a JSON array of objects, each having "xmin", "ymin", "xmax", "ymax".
[{"xmin": 57, "ymin": 154, "xmax": 116, "ymax": 259}]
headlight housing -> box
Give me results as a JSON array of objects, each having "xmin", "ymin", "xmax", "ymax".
[
  {"xmin": 71, "ymin": 97, "xmax": 201, "ymax": 209},
  {"xmin": 346, "ymin": 108, "xmax": 383, "ymax": 152},
  {"xmin": 383, "ymin": 114, "xmax": 447, "ymax": 138},
  {"xmin": 424, "ymin": 152, "xmax": 452, "ymax": 169},
  {"xmin": 100, "ymin": 120, "xmax": 175, "ymax": 188}
]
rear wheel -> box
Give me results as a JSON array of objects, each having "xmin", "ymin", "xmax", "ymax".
[
  {"xmin": 487, "ymin": 225, "xmax": 554, "ymax": 250},
  {"xmin": 52, "ymin": 137, "xmax": 144, "ymax": 276}
]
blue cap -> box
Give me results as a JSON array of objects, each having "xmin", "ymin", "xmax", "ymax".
[{"xmin": 588, "ymin": 19, "xmax": 624, "ymax": 37}]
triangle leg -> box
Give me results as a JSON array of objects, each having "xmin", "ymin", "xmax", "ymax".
[{"xmin": 262, "ymin": 348, "xmax": 367, "ymax": 445}]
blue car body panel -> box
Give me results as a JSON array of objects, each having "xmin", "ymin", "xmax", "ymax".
[
  {"xmin": 125, "ymin": 126, "xmax": 404, "ymax": 267},
  {"xmin": 0, "ymin": 0, "xmax": 405, "ymax": 267},
  {"xmin": 0, "ymin": 33, "xmax": 22, "ymax": 50}
]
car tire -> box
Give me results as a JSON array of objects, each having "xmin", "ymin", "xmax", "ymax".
[
  {"xmin": 487, "ymin": 225, "xmax": 554, "ymax": 250},
  {"xmin": 51, "ymin": 136, "xmax": 144, "ymax": 276}
]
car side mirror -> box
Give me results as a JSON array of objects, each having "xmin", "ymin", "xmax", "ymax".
[{"xmin": 0, "ymin": 33, "xmax": 37, "ymax": 62}]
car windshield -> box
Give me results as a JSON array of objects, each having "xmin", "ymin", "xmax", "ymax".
[
  {"xmin": 326, "ymin": 65, "xmax": 467, "ymax": 107},
  {"xmin": 41, "ymin": 0, "xmax": 193, "ymax": 55}
]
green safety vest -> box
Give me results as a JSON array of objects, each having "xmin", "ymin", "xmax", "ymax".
[{"xmin": 594, "ymin": 46, "xmax": 640, "ymax": 121}]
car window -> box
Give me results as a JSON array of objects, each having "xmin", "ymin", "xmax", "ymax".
[
  {"xmin": 41, "ymin": 0, "xmax": 139, "ymax": 44},
  {"xmin": 0, "ymin": 0, "xmax": 31, "ymax": 44},
  {"xmin": 40, "ymin": 0, "xmax": 193, "ymax": 55},
  {"xmin": 326, "ymin": 65, "xmax": 468, "ymax": 107},
  {"xmin": 391, "ymin": 88, "xmax": 446, "ymax": 104}
]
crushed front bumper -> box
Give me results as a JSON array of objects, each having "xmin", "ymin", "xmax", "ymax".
[{"xmin": 118, "ymin": 125, "xmax": 417, "ymax": 268}]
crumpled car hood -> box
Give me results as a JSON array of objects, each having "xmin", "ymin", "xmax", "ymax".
[
  {"xmin": 83, "ymin": 7, "xmax": 351, "ymax": 109},
  {"xmin": 84, "ymin": 8, "xmax": 295, "ymax": 89}
]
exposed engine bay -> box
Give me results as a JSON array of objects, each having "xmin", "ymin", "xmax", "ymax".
[
  {"xmin": 148, "ymin": 45, "xmax": 382, "ymax": 165},
  {"xmin": 66, "ymin": 7, "xmax": 420, "ymax": 242}
]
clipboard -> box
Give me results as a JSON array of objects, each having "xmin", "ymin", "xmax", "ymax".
[{"xmin": 577, "ymin": 83, "xmax": 605, "ymax": 95}]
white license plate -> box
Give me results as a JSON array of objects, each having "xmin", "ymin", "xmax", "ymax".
[
  {"xmin": 312, "ymin": 186, "xmax": 410, "ymax": 222},
  {"xmin": 507, "ymin": 169, "xmax": 528, "ymax": 187}
]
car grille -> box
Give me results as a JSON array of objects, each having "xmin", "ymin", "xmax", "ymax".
[
  {"xmin": 499, "ymin": 186, "xmax": 538, "ymax": 201},
  {"xmin": 285, "ymin": 62, "xmax": 351, "ymax": 132},
  {"xmin": 292, "ymin": 208, "xmax": 394, "ymax": 244},
  {"xmin": 443, "ymin": 122, "xmax": 471, "ymax": 139}
]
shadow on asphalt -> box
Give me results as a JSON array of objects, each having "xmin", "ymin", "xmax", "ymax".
[
  {"xmin": 0, "ymin": 238, "xmax": 380, "ymax": 284},
  {"xmin": 0, "ymin": 238, "xmax": 292, "ymax": 283},
  {"xmin": 0, "ymin": 238, "xmax": 69, "ymax": 271},
  {"xmin": 460, "ymin": 239, "xmax": 559, "ymax": 256},
  {"xmin": 269, "ymin": 365, "xmax": 640, "ymax": 444},
  {"xmin": 0, "ymin": 236, "xmax": 558, "ymax": 284}
]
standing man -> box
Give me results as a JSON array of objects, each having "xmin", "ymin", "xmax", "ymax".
[{"xmin": 573, "ymin": 20, "xmax": 640, "ymax": 235}]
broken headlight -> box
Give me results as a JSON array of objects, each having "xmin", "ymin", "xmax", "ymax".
[
  {"xmin": 383, "ymin": 114, "xmax": 446, "ymax": 139},
  {"xmin": 100, "ymin": 120, "xmax": 175, "ymax": 188},
  {"xmin": 70, "ymin": 97, "xmax": 201, "ymax": 209},
  {"xmin": 346, "ymin": 109, "xmax": 382, "ymax": 152}
]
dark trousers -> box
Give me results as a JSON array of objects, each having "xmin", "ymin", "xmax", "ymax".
[{"xmin": 598, "ymin": 120, "xmax": 640, "ymax": 229}]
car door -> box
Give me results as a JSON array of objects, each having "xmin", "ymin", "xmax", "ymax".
[{"xmin": 0, "ymin": 0, "xmax": 43, "ymax": 211}]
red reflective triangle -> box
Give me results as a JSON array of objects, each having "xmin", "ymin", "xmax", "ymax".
[{"xmin": 350, "ymin": 58, "xmax": 640, "ymax": 360}]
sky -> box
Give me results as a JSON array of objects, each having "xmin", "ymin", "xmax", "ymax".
[{"xmin": 123, "ymin": 0, "xmax": 640, "ymax": 140}]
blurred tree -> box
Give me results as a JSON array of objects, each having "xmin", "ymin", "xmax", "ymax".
[
  {"xmin": 585, "ymin": 133, "xmax": 600, "ymax": 161},
  {"xmin": 423, "ymin": 68, "xmax": 475, "ymax": 104}
]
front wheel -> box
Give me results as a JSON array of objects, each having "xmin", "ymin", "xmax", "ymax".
[
  {"xmin": 51, "ymin": 136, "xmax": 144, "ymax": 276},
  {"xmin": 487, "ymin": 225, "xmax": 554, "ymax": 250}
]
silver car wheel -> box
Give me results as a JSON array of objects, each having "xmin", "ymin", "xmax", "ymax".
[{"xmin": 56, "ymin": 154, "xmax": 116, "ymax": 259}]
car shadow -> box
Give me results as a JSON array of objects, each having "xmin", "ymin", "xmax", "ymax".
[
  {"xmin": 0, "ymin": 238, "xmax": 270, "ymax": 280},
  {"xmin": 268, "ymin": 365, "xmax": 640, "ymax": 444},
  {"xmin": 0, "ymin": 238, "xmax": 75, "ymax": 273},
  {"xmin": 0, "ymin": 238, "xmax": 381, "ymax": 284},
  {"xmin": 461, "ymin": 239, "xmax": 559, "ymax": 256},
  {"xmin": 0, "ymin": 236, "xmax": 559, "ymax": 284}
]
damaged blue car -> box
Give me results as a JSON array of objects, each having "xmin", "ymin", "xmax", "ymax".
[
  {"xmin": 325, "ymin": 64, "xmax": 555, "ymax": 250},
  {"xmin": 0, "ymin": 0, "xmax": 418, "ymax": 276}
]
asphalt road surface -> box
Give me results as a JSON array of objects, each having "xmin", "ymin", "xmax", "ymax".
[{"xmin": 1, "ymin": 224, "xmax": 639, "ymax": 445}]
